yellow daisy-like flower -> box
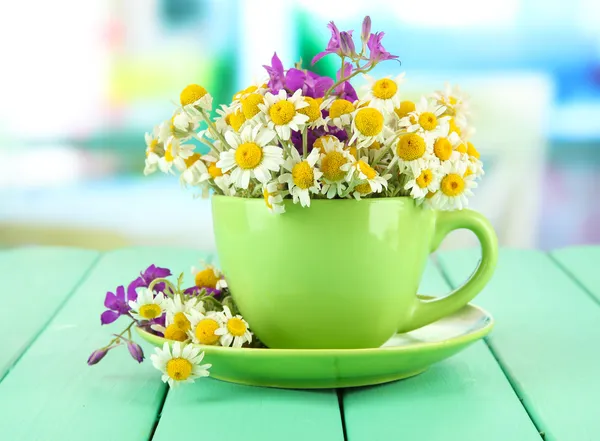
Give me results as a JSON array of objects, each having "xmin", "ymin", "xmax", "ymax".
[
  {"xmin": 404, "ymin": 159, "xmax": 441, "ymax": 199},
  {"xmin": 258, "ymin": 89, "xmax": 309, "ymax": 140},
  {"xmin": 363, "ymin": 73, "xmax": 405, "ymax": 112},
  {"xmin": 144, "ymin": 126, "xmax": 163, "ymax": 176},
  {"xmin": 349, "ymin": 107, "xmax": 390, "ymax": 148},
  {"xmin": 318, "ymin": 137, "xmax": 354, "ymax": 198},
  {"xmin": 214, "ymin": 306, "xmax": 253, "ymax": 348},
  {"xmin": 158, "ymin": 137, "xmax": 196, "ymax": 174},
  {"xmin": 191, "ymin": 264, "xmax": 227, "ymax": 290},
  {"xmin": 263, "ymin": 180, "xmax": 286, "ymax": 214},
  {"xmin": 279, "ymin": 148, "xmax": 322, "ymax": 207},
  {"xmin": 342, "ymin": 156, "xmax": 389, "ymax": 194},
  {"xmin": 128, "ymin": 288, "xmax": 167, "ymax": 322},
  {"xmin": 400, "ymin": 97, "xmax": 450, "ymax": 139},
  {"xmin": 217, "ymin": 125, "xmax": 283, "ymax": 189},
  {"xmin": 431, "ymin": 160, "xmax": 477, "ymax": 210},
  {"xmin": 393, "ymin": 132, "xmax": 434, "ymax": 171},
  {"xmin": 180, "ymin": 84, "xmax": 213, "ymax": 112},
  {"xmin": 186, "ymin": 309, "xmax": 223, "ymax": 346},
  {"xmin": 432, "ymin": 83, "xmax": 470, "ymax": 127},
  {"xmin": 165, "ymin": 296, "xmax": 205, "ymax": 333},
  {"xmin": 327, "ymin": 98, "xmax": 356, "ymax": 128},
  {"xmin": 151, "ymin": 342, "xmax": 211, "ymax": 388}
]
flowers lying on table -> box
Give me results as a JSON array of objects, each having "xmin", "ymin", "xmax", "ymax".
[
  {"xmin": 143, "ymin": 16, "xmax": 484, "ymax": 212},
  {"xmin": 87, "ymin": 263, "xmax": 256, "ymax": 387}
]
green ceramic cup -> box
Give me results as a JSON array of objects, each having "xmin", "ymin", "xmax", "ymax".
[{"xmin": 211, "ymin": 196, "xmax": 497, "ymax": 349}]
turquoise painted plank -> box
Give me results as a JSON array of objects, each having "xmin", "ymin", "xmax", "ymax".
[
  {"xmin": 0, "ymin": 247, "xmax": 100, "ymax": 380},
  {"xmin": 438, "ymin": 248, "xmax": 600, "ymax": 441},
  {"xmin": 0, "ymin": 247, "xmax": 213, "ymax": 441},
  {"xmin": 153, "ymin": 254, "xmax": 344, "ymax": 441},
  {"xmin": 551, "ymin": 246, "xmax": 600, "ymax": 303},
  {"xmin": 154, "ymin": 380, "xmax": 344, "ymax": 441},
  {"xmin": 342, "ymin": 261, "xmax": 541, "ymax": 441}
]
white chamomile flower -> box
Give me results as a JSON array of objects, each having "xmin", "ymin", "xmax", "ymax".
[
  {"xmin": 263, "ymin": 180, "xmax": 286, "ymax": 214},
  {"xmin": 231, "ymin": 81, "xmax": 268, "ymax": 106},
  {"xmin": 217, "ymin": 124, "xmax": 283, "ymax": 189},
  {"xmin": 215, "ymin": 173, "xmax": 237, "ymax": 196},
  {"xmin": 180, "ymin": 153, "xmax": 209, "ymax": 186},
  {"xmin": 214, "ymin": 105, "xmax": 235, "ymax": 134},
  {"xmin": 326, "ymin": 98, "xmax": 356, "ymax": 129},
  {"xmin": 363, "ymin": 73, "xmax": 405, "ymax": 112},
  {"xmin": 180, "ymin": 84, "xmax": 213, "ymax": 112},
  {"xmin": 464, "ymin": 141, "xmax": 485, "ymax": 178},
  {"xmin": 401, "ymin": 97, "xmax": 450, "ymax": 139},
  {"xmin": 349, "ymin": 107, "xmax": 391, "ymax": 148},
  {"xmin": 432, "ymin": 83, "xmax": 470, "ymax": 126},
  {"xmin": 191, "ymin": 264, "xmax": 227, "ymax": 290},
  {"xmin": 144, "ymin": 126, "xmax": 163, "ymax": 176},
  {"xmin": 128, "ymin": 288, "xmax": 167, "ymax": 322},
  {"xmin": 404, "ymin": 159, "xmax": 441, "ymax": 199},
  {"xmin": 431, "ymin": 160, "xmax": 477, "ymax": 210},
  {"xmin": 258, "ymin": 89, "xmax": 309, "ymax": 140},
  {"xmin": 158, "ymin": 137, "xmax": 196, "ymax": 174},
  {"xmin": 279, "ymin": 148, "xmax": 322, "ymax": 207},
  {"xmin": 151, "ymin": 342, "xmax": 211, "ymax": 387},
  {"xmin": 318, "ymin": 137, "xmax": 354, "ymax": 198},
  {"xmin": 214, "ymin": 306, "xmax": 253, "ymax": 348},
  {"xmin": 298, "ymin": 96, "xmax": 329, "ymax": 129},
  {"xmin": 165, "ymin": 296, "xmax": 205, "ymax": 332},
  {"xmin": 393, "ymin": 132, "xmax": 434, "ymax": 172},
  {"xmin": 342, "ymin": 156, "xmax": 388, "ymax": 194},
  {"xmin": 431, "ymin": 132, "xmax": 463, "ymax": 164},
  {"xmin": 186, "ymin": 309, "xmax": 223, "ymax": 345}
]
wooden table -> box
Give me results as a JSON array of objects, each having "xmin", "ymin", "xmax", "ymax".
[{"xmin": 0, "ymin": 246, "xmax": 599, "ymax": 441}]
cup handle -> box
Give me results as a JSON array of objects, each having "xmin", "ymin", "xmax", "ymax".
[{"xmin": 398, "ymin": 209, "xmax": 498, "ymax": 333}]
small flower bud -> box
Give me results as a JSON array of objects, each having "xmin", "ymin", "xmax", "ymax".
[
  {"xmin": 87, "ymin": 348, "xmax": 108, "ymax": 366},
  {"xmin": 361, "ymin": 16, "xmax": 372, "ymax": 44},
  {"xmin": 127, "ymin": 341, "xmax": 145, "ymax": 363}
]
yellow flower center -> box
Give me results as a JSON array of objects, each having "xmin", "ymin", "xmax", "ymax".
[
  {"xmin": 139, "ymin": 304, "xmax": 162, "ymax": 320},
  {"xmin": 321, "ymin": 151, "xmax": 347, "ymax": 181},
  {"xmin": 418, "ymin": 112, "xmax": 438, "ymax": 131},
  {"xmin": 166, "ymin": 357, "xmax": 193, "ymax": 381},
  {"xmin": 229, "ymin": 110, "xmax": 246, "ymax": 132},
  {"xmin": 241, "ymin": 93, "xmax": 264, "ymax": 119},
  {"xmin": 441, "ymin": 173, "xmax": 466, "ymax": 196},
  {"xmin": 464, "ymin": 167, "xmax": 473, "ymax": 178},
  {"xmin": 394, "ymin": 101, "xmax": 416, "ymax": 119},
  {"xmin": 448, "ymin": 118, "xmax": 461, "ymax": 136},
  {"xmin": 235, "ymin": 142, "xmax": 263, "ymax": 170},
  {"xmin": 208, "ymin": 163, "xmax": 223, "ymax": 178},
  {"xmin": 314, "ymin": 135, "xmax": 338, "ymax": 153},
  {"xmin": 434, "ymin": 138, "xmax": 452, "ymax": 161},
  {"xmin": 292, "ymin": 161, "xmax": 314, "ymax": 189},
  {"xmin": 164, "ymin": 324, "xmax": 188, "ymax": 342},
  {"xmin": 456, "ymin": 143, "xmax": 467, "ymax": 154},
  {"xmin": 269, "ymin": 100, "xmax": 296, "ymax": 125},
  {"xmin": 298, "ymin": 97, "xmax": 321, "ymax": 123},
  {"xmin": 368, "ymin": 140, "xmax": 382, "ymax": 150},
  {"xmin": 195, "ymin": 268, "xmax": 219, "ymax": 289},
  {"xmin": 357, "ymin": 160, "xmax": 377, "ymax": 180},
  {"xmin": 233, "ymin": 85, "xmax": 258, "ymax": 101},
  {"xmin": 467, "ymin": 142, "xmax": 480, "ymax": 159},
  {"xmin": 173, "ymin": 311, "xmax": 191, "ymax": 332},
  {"xmin": 416, "ymin": 169, "xmax": 433, "ymax": 188},
  {"xmin": 195, "ymin": 318, "xmax": 221, "ymax": 345},
  {"xmin": 227, "ymin": 317, "xmax": 248, "ymax": 337},
  {"xmin": 355, "ymin": 182, "xmax": 372, "ymax": 195},
  {"xmin": 396, "ymin": 134, "xmax": 426, "ymax": 161},
  {"xmin": 263, "ymin": 187, "xmax": 273, "ymax": 209},
  {"xmin": 329, "ymin": 99, "xmax": 355, "ymax": 119},
  {"xmin": 184, "ymin": 153, "xmax": 201, "ymax": 168},
  {"xmin": 180, "ymin": 84, "xmax": 208, "ymax": 106},
  {"xmin": 146, "ymin": 139, "xmax": 159, "ymax": 157},
  {"xmin": 354, "ymin": 108, "xmax": 384, "ymax": 136},
  {"xmin": 372, "ymin": 78, "xmax": 398, "ymax": 99},
  {"xmin": 164, "ymin": 143, "xmax": 175, "ymax": 162}
]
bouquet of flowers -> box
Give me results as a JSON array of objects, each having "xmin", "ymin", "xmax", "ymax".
[
  {"xmin": 88, "ymin": 263, "xmax": 257, "ymax": 387},
  {"xmin": 143, "ymin": 16, "xmax": 483, "ymax": 214}
]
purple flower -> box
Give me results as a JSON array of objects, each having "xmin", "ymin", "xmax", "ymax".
[
  {"xmin": 339, "ymin": 31, "xmax": 356, "ymax": 58},
  {"xmin": 101, "ymin": 285, "xmax": 133, "ymax": 325},
  {"xmin": 312, "ymin": 21, "xmax": 346, "ymax": 64},
  {"xmin": 334, "ymin": 62, "xmax": 358, "ymax": 102},
  {"xmin": 361, "ymin": 16, "xmax": 372, "ymax": 45},
  {"xmin": 305, "ymin": 71, "xmax": 334, "ymax": 98},
  {"xmin": 184, "ymin": 286, "xmax": 223, "ymax": 299},
  {"xmin": 87, "ymin": 348, "xmax": 108, "ymax": 365},
  {"xmin": 366, "ymin": 32, "xmax": 399, "ymax": 67},
  {"xmin": 127, "ymin": 264, "xmax": 172, "ymax": 299},
  {"xmin": 126, "ymin": 341, "xmax": 144, "ymax": 363},
  {"xmin": 263, "ymin": 52, "xmax": 286, "ymax": 93},
  {"xmin": 290, "ymin": 126, "xmax": 348, "ymax": 154}
]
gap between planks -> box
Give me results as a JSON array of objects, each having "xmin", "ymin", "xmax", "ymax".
[{"xmin": 546, "ymin": 253, "xmax": 600, "ymax": 309}]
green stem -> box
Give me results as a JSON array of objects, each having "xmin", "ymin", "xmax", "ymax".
[
  {"xmin": 323, "ymin": 63, "xmax": 376, "ymax": 100},
  {"xmin": 302, "ymin": 127, "xmax": 308, "ymax": 158},
  {"xmin": 147, "ymin": 278, "xmax": 178, "ymax": 296},
  {"xmin": 199, "ymin": 109, "xmax": 230, "ymax": 150}
]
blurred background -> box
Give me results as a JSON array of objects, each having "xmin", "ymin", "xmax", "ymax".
[{"xmin": 1, "ymin": 0, "xmax": 598, "ymax": 251}]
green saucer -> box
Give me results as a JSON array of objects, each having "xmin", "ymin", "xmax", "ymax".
[{"xmin": 135, "ymin": 302, "xmax": 493, "ymax": 389}]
